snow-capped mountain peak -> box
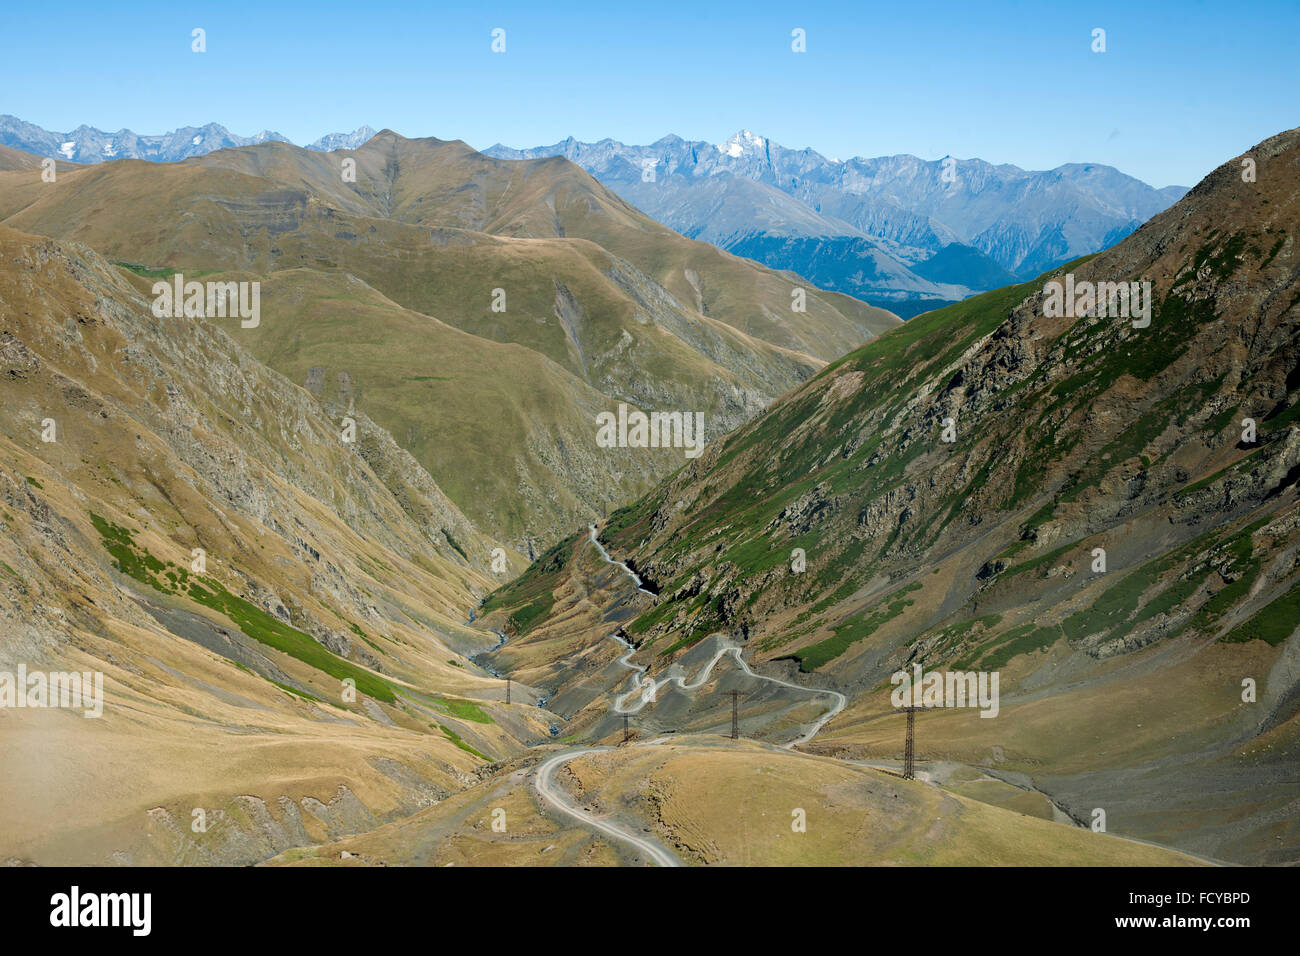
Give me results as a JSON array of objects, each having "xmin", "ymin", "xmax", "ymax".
[{"xmin": 719, "ymin": 129, "xmax": 768, "ymax": 157}]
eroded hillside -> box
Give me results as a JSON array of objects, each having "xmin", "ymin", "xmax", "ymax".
[
  {"xmin": 0, "ymin": 228, "xmax": 553, "ymax": 863},
  {"xmin": 487, "ymin": 128, "xmax": 1300, "ymax": 864}
]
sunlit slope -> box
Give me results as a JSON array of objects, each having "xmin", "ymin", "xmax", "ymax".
[
  {"xmin": 267, "ymin": 738, "xmax": 1201, "ymax": 866},
  {"xmin": 191, "ymin": 131, "xmax": 901, "ymax": 358},
  {"xmin": 229, "ymin": 268, "xmax": 685, "ymax": 556},
  {"xmin": 0, "ymin": 135, "xmax": 898, "ymax": 547},
  {"xmin": 0, "ymin": 227, "xmax": 546, "ymax": 864},
  {"xmin": 491, "ymin": 128, "xmax": 1300, "ymax": 863}
]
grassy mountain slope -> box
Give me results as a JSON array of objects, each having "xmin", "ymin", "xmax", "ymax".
[
  {"xmin": 0, "ymin": 135, "xmax": 897, "ymax": 548},
  {"xmin": 0, "ymin": 227, "xmax": 552, "ymax": 863},
  {"xmin": 193, "ymin": 132, "xmax": 898, "ymax": 358},
  {"xmin": 487, "ymin": 128, "xmax": 1300, "ymax": 863}
]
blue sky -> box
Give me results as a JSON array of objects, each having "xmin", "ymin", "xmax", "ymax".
[{"xmin": 3, "ymin": 0, "xmax": 1295, "ymax": 187}]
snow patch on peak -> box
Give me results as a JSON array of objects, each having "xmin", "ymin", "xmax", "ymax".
[{"xmin": 719, "ymin": 129, "xmax": 768, "ymax": 158}]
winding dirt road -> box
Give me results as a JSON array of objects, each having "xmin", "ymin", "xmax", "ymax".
[
  {"xmin": 533, "ymin": 746, "xmax": 682, "ymax": 867},
  {"xmin": 607, "ymin": 632, "xmax": 845, "ymax": 747},
  {"xmin": 588, "ymin": 525, "xmax": 656, "ymax": 595},
  {"xmin": 531, "ymin": 526, "xmax": 847, "ymax": 865}
]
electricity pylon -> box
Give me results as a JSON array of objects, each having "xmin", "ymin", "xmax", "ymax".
[{"xmin": 902, "ymin": 706, "xmax": 919, "ymax": 780}]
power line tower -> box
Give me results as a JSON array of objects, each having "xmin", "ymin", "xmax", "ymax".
[
  {"xmin": 505, "ymin": 677, "xmax": 511, "ymax": 705},
  {"xmin": 623, "ymin": 712, "xmax": 631, "ymax": 744},
  {"xmin": 902, "ymin": 705, "xmax": 918, "ymax": 780},
  {"xmin": 727, "ymin": 689, "xmax": 740, "ymax": 740}
]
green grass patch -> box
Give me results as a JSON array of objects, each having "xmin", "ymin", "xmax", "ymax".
[
  {"xmin": 1220, "ymin": 579, "xmax": 1300, "ymax": 646},
  {"xmin": 1000, "ymin": 538, "xmax": 1079, "ymax": 580},
  {"xmin": 186, "ymin": 577, "xmax": 395, "ymax": 702},
  {"xmin": 431, "ymin": 696, "xmax": 492, "ymax": 724},
  {"xmin": 784, "ymin": 582, "xmax": 921, "ymax": 672},
  {"xmin": 1189, "ymin": 520, "xmax": 1267, "ymax": 632},
  {"xmin": 91, "ymin": 511, "xmax": 396, "ymax": 702},
  {"xmin": 656, "ymin": 622, "xmax": 719, "ymax": 657},
  {"xmin": 1263, "ymin": 399, "xmax": 1300, "ymax": 433},
  {"xmin": 438, "ymin": 723, "xmax": 489, "ymax": 760},
  {"xmin": 481, "ymin": 533, "xmax": 576, "ymax": 633},
  {"xmin": 979, "ymin": 625, "xmax": 1062, "ymax": 669}
]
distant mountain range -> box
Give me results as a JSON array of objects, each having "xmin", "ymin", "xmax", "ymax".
[
  {"xmin": 0, "ymin": 114, "xmax": 376, "ymax": 164},
  {"xmin": 1, "ymin": 116, "xmax": 1188, "ymax": 314},
  {"xmin": 487, "ymin": 131, "xmax": 1189, "ymax": 314}
]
